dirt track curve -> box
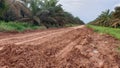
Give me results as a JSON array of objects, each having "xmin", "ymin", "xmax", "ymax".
[{"xmin": 0, "ymin": 25, "xmax": 120, "ymax": 68}]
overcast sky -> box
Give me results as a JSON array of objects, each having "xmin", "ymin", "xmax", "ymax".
[{"xmin": 58, "ymin": 0, "xmax": 120, "ymax": 23}]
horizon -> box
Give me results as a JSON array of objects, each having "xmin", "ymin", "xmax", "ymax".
[{"xmin": 59, "ymin": 0, "xmax": 120, "ymax": 23}]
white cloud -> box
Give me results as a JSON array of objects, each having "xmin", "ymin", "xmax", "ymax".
[{"xmin": 114, "ymin": 3, "xmax": 120, "ymax": 7}]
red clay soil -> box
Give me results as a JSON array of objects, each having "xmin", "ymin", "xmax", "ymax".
[{"xmin": 0, "ymin": 25, "xmax": 120, "ymax": 68}]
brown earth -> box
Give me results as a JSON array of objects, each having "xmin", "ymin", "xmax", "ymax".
[{"xmin": 0, "ymin": 25, "xmax": 120, "ymax": 68}]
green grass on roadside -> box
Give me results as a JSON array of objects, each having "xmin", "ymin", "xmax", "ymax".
[
  {"xmin": 87, "ymin": 25, "xmax": 120, "ymax": 40},
  {"xmin": 65, "ymin": 23, "xmax": 81, "ymax": 27},
  {"xmin": 0, "ymin": 21, "xmax": 45, "ymax": 32},
  {"xmin": 0, "ymin": 21, "xmax": 82, "ymax": 32}
]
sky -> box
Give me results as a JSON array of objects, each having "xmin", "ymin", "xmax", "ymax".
[{"xmin": 58, "ymin": 0, "xmax": 120, "ymax": 23}]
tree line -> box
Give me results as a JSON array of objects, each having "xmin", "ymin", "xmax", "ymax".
[
  {"xmin": 89, "ymin": 6, "xmax": 120, "ymax": 28},
  {"xmin": 0, "ymin": 0, "xmax": 84, "ymax": 28}
]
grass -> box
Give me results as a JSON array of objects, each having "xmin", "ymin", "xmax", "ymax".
[
  {"xmin": 87, "ymin": 25, "xmax": 120, "ymax": 40},
  {"xmin": 65, "ymin": 23, "xmax": 81, "ymax": 27},
  {"xmin": 0, "ymin": 21, "xmax": 45, "ymax": 32},
  {"xmin": 0, "ymin": 21, "xmax": 81, "ymax": 32}
]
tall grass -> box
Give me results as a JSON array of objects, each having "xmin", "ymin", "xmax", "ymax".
[
  {"xmin": 0, "ymin": 21, "xmax": 45, "ymax": 32},
  {"xmin": 87, "ymin": 25, "xmax": 120, "ymax": 40}
]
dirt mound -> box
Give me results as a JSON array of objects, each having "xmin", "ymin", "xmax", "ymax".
[{"xmin": 0, "ymin": 26, "xmax": 120, "ymax": 68}]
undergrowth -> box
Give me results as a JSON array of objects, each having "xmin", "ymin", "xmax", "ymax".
[{"xmin": 0, "ymin": 21, "xmax": 45, "ymax": 32}]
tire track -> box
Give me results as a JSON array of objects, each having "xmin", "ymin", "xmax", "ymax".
[
  {"xmin": 12, "ymin": 26, "xmax": 85, "ymax": 45},
  {"xmin": 0, "ymin": 28, "xmax": 69, "ymax": 42},
  {"xmin": 25, "ymin": 27, "xmax": 85, "ymax": 67},
  {"xmin": 40, "ymin": 28, "xmax": 83, "ymax": 55},
  {"xmin": 15, "ymin": 29, "xmax": 72, "ymax": 45},
  {"xmin": 0, "ymin": 26, "xmax": 85, "ymax": 45},
  {"xmin": 55, "ymin": 36, "xmax": 81, "ymax": 60},
  {"xmin": 0, "ymin": 28, "xmax": 72, "ymax": 45}
]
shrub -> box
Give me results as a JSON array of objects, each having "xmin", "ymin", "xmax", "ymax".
[{"xmin": 0, "ymin": 21, "xmax": 43, "ymax": 32}]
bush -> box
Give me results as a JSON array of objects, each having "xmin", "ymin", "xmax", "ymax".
[{"xmin": 0, "ymin": 21, "xmax": 44, "ymax": 32}]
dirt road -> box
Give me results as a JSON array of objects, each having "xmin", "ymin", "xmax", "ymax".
[{"xmin": 0, "ymin": 25, "xmax": 120, "ymax": 68}]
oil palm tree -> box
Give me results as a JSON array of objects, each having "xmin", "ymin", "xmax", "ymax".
[
  {"xmin": 1, "ymin": 0, "xmax": 84, "ymax": 28},
  {"xmin": 95, "ymin": 10, "xmax": 112, "ymax": 26},
  {"xmin": 27, "ymin": 0, "xmax": 64, "ymax": 28},
  {"xmin": 0, "ymin": 0, "xmax": 32, "ymax": 21},
  {"xmin": 113, "ymin": 6, "xmax": 120, "ymax": 19},
  {"xmin": 0, "ymin": 0, "xmax": 8, "ymax": 20},
  {"xmin": 111, "ymin": 6, "xmax": 120, "ymax": 27}
]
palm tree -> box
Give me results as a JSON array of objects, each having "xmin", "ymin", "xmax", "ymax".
[
  {"xmin": 113, "ymin": 6, "xmax": 120, "ymax": 19},
  {"xmin": 27, "ymin": 0, "xmax": 64, "ymax": 28},
  {"xmin": 110, "ymin": 6, "xmax": 120, "ymax": 27},
  {"xmin": 0, "ymin": 0, "xmax": 32, "ymax": 22},
  {"xmin": 0, "ymin": 0, "xmax": 8, "ymax": 20},
  {"xmin": 1, "ymin": 0, "xmax": 84, "ymax": 28},
  {"xmin": 94, "ymin": 10, "xmax": 112, "ymax": 26}
]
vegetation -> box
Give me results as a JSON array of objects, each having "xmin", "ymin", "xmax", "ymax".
[
  {"xmin": 89, "ymin": 10, "xmax": 112, "ymax": 27},
  {"xmin": 0, "ymin": 21, "xmax": 43, "ymax": 32},
  {"xmin": 0, "ymin": 0, "xmax": 84, "ymax": 30},
  {"xmin": 89, "ymin": 6, "xmax": 120, "ymax": 28},
  {"xmin": 0, "ymin": 0, "xmax": 9, "ymax": 20},
  {"xmin": 87, "ymin": 25, "xmax": 120, "ymax": 40}
]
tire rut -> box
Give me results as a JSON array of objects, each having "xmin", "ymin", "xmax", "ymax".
[
  {"xmin": 15, "ymin": 29, "xmax": 72, "ymax": 45},
  {"xmin": 15, "ymin": 26, "xmax": 85, "ymax": 45},
  {"xmin": 0, "ymin": 28, "xmax": 72, "ymax": 45}
]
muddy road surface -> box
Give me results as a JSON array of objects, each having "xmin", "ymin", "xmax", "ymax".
[{"xmin": 0, "ymin": 25, "xmax": 120, "ymax": 68}]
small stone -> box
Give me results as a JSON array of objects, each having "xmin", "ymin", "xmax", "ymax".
[
  {"xmin": 93, "ymin": 49, "xmax": 99, "ymax": 54},
  {"xmin": 98, "ymin": 61, "xmax": 104, "ymax": 67},
  {"xmin": 0, "ymin": 47, "xmax": 3, "ymax": 51}
]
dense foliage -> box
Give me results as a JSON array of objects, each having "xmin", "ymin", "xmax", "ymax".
[
  {"xmin": 0, "ymin": 21, "xmax": 42, "ymax": 32},
  {"xmin": 89, "ymin": 6, "xmax": 120, "ymax": 28},
  {"xmin": 0, "ymin": 0, "xmax": 8, "ymax": 20},
  {"xmin": 0, "ymin": 0, "xmax": 84, "ymax": 29}
]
